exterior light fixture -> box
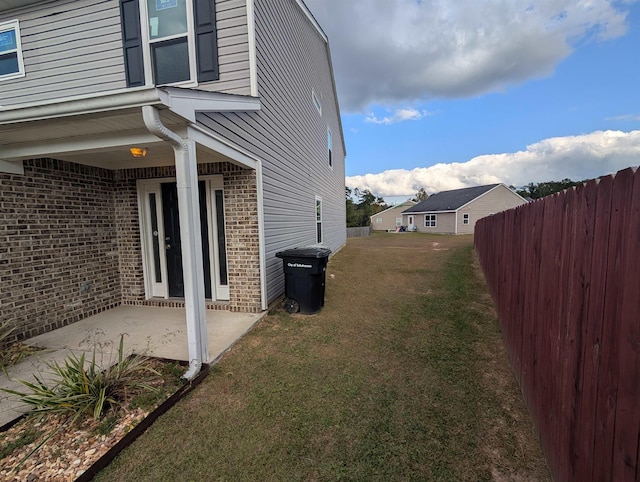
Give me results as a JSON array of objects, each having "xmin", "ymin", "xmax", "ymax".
[{"xmin": 130, "ymin": 147, "xmax": 148, "ymax": 158}]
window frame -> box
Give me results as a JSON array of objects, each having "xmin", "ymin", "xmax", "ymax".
[
  {"xmin": 395, "ymin": 217, "xmax": 402, "ymax": 227},
  {"xmin": 312, "ymin": 89, "xmax": 322, "ymax": 115},
  {"xmin": 462, "ymin": 213, "xmax": 470, "ymax": 225},
  {"xmin": 425, "ymin": 214, "xmax": 437, "ymax": 228},
  {"xmin": 327, "ymin": 128, "xmax": 333, "ymax": 168},
  {"xmin": 139, "ymin": 0, "xmax": 198, "ymax": 87},
  {"xmin": 0, "ymin": 20, "xmax": 25, "ymax": 81},
  {"xmin": 315, "ymin": 196, "xmax": 323, "ymax": 244}
]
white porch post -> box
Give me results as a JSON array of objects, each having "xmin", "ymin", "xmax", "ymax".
[
  {"xmin": 142, "ymin": 106, "xmax": 208, "ymax": 379},
  {"xmin": 175, "ymin": 137, "xmax": 210, "ymax": 365}
]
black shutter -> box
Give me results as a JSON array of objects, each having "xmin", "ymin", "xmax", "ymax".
[
  {"xmin": 193, "ymin": 0, "xmax": 219, "ymax": 82},
  {"xmin": 120, "ymin": 0, "xmax": 146, "ymax": 87}
]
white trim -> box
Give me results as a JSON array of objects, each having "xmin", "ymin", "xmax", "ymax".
[
  {"xmin": 139, "ymin": 0, "xmax": 198, "ymax": 88},
  {"xmin": 293, "ymin": 0, "xmax": 328, "ymax": 43},
  {"xmin": 246, "ymin": 0, "xmax": 259, "ymax": 97},
  {"xmin": 188, "ymin": 125, "xmax": 258, "ymax": 169},
  {"xmin": 424, "ymin": 214, "xmax": 437, "ymax": 228},
  {"xmin": 315, "ymin": 195, "xmax": 323, "ymax": 244},
  {"xmin": 0, "ymin": 20, "xmax": 25, "ymax": 82},
  {"xmin": 372, "ymin": 200, "xmax": 416, "ymax": 218},
  {"xmin": 462, "ymin": 213, "xmax": 470, "ymax": 225},
  {"xmin": 0, "ymin": 159, "xmax": 23, "ymax": 174},
  {"xmin": 256, "ymin": 161, "xmax": 268, "ymax": 310}
]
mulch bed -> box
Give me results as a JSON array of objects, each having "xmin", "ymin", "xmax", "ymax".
[{"xmin": 0, "ymin": 360, "xmax": 208, "ymax": 482}]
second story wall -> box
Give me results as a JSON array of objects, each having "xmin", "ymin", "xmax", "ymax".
[
  {"xmin": 0, "ymin": 0, "xmax": 252, "ymax": 107},
  {"xmin": 0, "ymin": 0, "xmax": 127, "ymax": 107},
  {"xmin": 196, "ymin": 0, "xmax": 347, "ymax": 303}
]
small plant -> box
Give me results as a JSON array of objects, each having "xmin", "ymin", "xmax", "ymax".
[
  {"xmin": 0, "ymin": 322, "xmax": 38, "ymax": 370},
  {"xmin": 1, "ymin": 335, "xmax": 160, "ymax": 421}
]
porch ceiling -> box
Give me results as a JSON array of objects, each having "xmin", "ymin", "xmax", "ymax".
[{"xmin": 0, "ymin": 87, "xmax": 262, "ymax": 170}]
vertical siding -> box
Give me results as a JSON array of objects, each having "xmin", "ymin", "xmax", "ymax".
[
  {"xmin": 0, "ymin": 0, "xmax": 251, "ymax": 106},
  {"xmin": 457, "ymin": 185, "xmax": 526, "ymax": 234},
  {"xmin": 474, "ymin": 167, "xmax": 640, "ymax": 482},
  {"xmin": 196, "ymin": 0, "xmax": 346, "ymax": 303}
]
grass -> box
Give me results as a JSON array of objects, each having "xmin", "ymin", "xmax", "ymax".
[{"xmin": 95, "ymin": 233, "xmax": 550, "ymax": 481}]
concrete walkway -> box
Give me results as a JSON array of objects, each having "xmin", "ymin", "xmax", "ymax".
[{"xmin": 0, "ymin": 306, "xmax": 265, "ymax": 427}]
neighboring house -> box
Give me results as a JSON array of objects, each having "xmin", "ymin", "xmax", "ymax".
[
  {"xmin": 402, "ymin": 184, "xmax": 527, "ymax": 234},
  {"xmin": 370, "ymin": 200, "xmax": 416, "ymax": 231},
  {"xmin": 0, "ymin": 0, "xmax": 346, "ymax": 373}
]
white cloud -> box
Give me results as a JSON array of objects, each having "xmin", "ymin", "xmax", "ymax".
[
  {"xmin": 606, "ymin": 114, "xmax": 640, "ymax": 121},
  {"xmin": 345, "ymin": 130, "xmax": 640, "ymax": 196},
  {"xmin": 305, "ymin": 0, "xmax": 634, "ymax": 112},
  {"xmin": 364, "ymin": 108, "xmax": 432, "ymax": 125}
]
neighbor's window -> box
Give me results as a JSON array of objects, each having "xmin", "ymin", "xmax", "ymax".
[
  {"xmin": 0, "ymin": 20, "xmax": 25, "ymax": 81},
  {"xmin": 376, "ymin": 218, "xmax": 382, "ymax": 224},
  {"xmin": 462, "ymin": 213, "xmax": 470, "ymax": 225},
  {"xmin": 425, "ymin": 214, "xmax": 437, "ymax": 227},
  {"xmin": 315, "ymin": 196, "xmax": 323, "ymax": 243},
  {"xmin": 327, "ymin": 128, "xmax": 333, "ymax": 168},
  {"xmin": 396, "ymin": 217, "xmax": 402, "ymax": 226}
]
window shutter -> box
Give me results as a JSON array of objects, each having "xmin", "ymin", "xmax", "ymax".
[
  {"xmin": 120, "ymin": 0, "xmax": 145, "ymax": 87},
  {"xmin": 193, "ymin": 0, "xmax": 219, "ymax": 82}
]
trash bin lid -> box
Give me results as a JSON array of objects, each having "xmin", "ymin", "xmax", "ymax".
[{"xmin": 276, "ymin": 247, "xmax": 332, "ymax": 259}]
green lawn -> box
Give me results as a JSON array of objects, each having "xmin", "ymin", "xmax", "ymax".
[{"xmin": 95, "ymin": 233, "xmax": 549, "ymax": 481}]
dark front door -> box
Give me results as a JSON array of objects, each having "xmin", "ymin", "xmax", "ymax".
[{"xmin": 161, "ymin": 182, "xmax": 212, "ymax": 299}]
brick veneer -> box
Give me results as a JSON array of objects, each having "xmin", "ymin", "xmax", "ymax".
[
  {"xmin": 1, "ymin": 159, "xmax": 263, "ymax": 345},
  {"xmin": 0, "ymin": 159, "xmax": 121, "ymax": 344}
]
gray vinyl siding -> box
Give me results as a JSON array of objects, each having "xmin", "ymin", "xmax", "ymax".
[
  {"xmin": 198, "ymin": 0, "xmax": 252, "ymax": 95},
  {"xmin": 196, "ymin": 0, "xmax": 346, "ymax": 303},
  {"xmin": 0, "ymin": 0, "xmax": 127, "ymax": 107},
  {"xmin": 0, "ymin": 0, "xmax": 251, "ymax": 106}
]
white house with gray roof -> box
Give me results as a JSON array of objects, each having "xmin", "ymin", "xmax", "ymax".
[{"xmin": 402, "ymin": 184, "xmax": 527, "ymax": 235}]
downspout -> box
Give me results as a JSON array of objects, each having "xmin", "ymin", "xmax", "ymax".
[{"xmin": 142, "ymin": 105, "xmax": 207, "ymax": 380}]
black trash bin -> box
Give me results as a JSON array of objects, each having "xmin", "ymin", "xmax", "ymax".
[{"xmin": 275, "ymin": 247, "xmax": 332, "ymax": 314}]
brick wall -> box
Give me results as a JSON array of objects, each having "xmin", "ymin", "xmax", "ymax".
[
  {"xmin": 0, "ymin": 159, "xmax": 121, "ymax": 344},
  {"xmin": 0, "ymin": 159, "xmax": 262, "ymax": 345},
  {"xmin": 115, "ymin": 162, "xmax": 263, "ymax": 312}
]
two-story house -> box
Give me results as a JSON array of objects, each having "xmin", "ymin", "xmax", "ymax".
[{"xmin": 0, "ymin": 0, "xmax": 346, "ymax": 376}]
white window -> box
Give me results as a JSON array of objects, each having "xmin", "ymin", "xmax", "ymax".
[
  {"xmin": 142, "ymin": 0, "xmax": 196, "ymax": 85},
  {"xmin": 396, "ymin": 217, "xmax": 402, "ymax": 226},
  {"xmin": 312, "ymin": 89, "xmax": 322, "ymax": 115},
  {"xmin": 327, "ymin": 128, "xmax": 333, "ymax": 168},
  {"xmin": 0, "ymin": 20, "xmax": 25, "ymax": 81},
  {"xmin": 425, "ymin": 214, "xmax": 437, "ymax": 227},
  {"xmin": 315, "ymin": 196, "xmax": 323, "ymax": 244},
  {"xmin": 375, "ymin": 218, "xmax": 382, "ymax": 224},
  {"xmin": 462, "ymin": 213, "xmax": 470, "ymax": 225}
]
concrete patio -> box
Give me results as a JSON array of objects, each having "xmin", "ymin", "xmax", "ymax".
[{"xmin": 0, "ymin": 306, "xmax": 266, "ymax": 427}]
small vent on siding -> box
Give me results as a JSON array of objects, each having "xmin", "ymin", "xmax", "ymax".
[{"xmin": 312, "ymin": 89, "xmax": 322, "ymax": 115}]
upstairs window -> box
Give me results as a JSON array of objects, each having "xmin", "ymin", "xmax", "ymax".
[
  {"xmin": 0, "ymin": 20, "xmax": 25, "ymax": 81},
  {"xmin": 120, "ymin": 0, "xmax": 219, "ymax": 87},
  {"xmin": 146, "ymin": 0, "xmax": 192, "ymax": 84}
]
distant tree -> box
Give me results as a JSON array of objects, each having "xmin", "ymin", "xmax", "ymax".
[
  {"xmin": 516, "ymin": 178, "xmax": 586, "ymax": 200},
  {"xmin": 345, "ymin": 187, "xmax": 388, "ymax": 227},
  {"xmin": 412, "ymin": 188, "xmax": 429, "ymax": 202}
]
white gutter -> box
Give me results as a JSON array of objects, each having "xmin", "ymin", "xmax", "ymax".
[{"xmin": 142, "ymin": 105, "xmax": 208, "ymax": 380}]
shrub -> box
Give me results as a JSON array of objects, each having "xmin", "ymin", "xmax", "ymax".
[{"xmin": 1, "ymin": 335, "xmax": 159, "ymax": 420}]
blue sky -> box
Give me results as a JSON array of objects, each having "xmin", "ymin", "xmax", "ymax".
[{"xmin": 306, "ymin": 0, "xmax": 640, "ymax": 202}]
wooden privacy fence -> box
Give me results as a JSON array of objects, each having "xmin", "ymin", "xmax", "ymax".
[
  {"xmin": 475, "ymin": 167, "xmax": 640, "ymax": 482},
  {"xmin": 346, "ymin": 226, "xmax": 372, "ymax": 238}
]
